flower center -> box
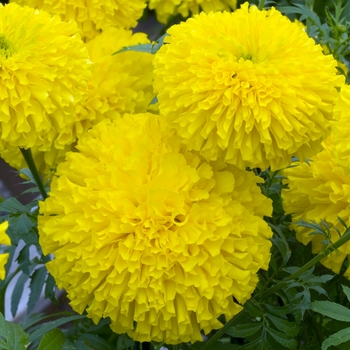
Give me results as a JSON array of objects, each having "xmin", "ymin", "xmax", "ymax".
[{"xmin": 0, "ymin": 34, "xmax": 15, "ymax": 59}]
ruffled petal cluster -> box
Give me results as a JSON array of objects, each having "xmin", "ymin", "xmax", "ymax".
[
  {"xmin": 153, "ymin": 3, "xmax": 344, "ymax": 171},
  {"xmin": 1, "ymin": 27, "xmax": 154, "ymax": 180},
  {"xmin": 283, "ymin": 85, "xmax": 350, "ymax": 277},
  {"xmin": 282, "ymin": 137, "xmax": 350, "ymax": 276},
  {"xmin": 85, "ymin": 27, "xmax": 154, "ymax": 123},
  {"xmin": 11, "ymin": 0, "xmax": 147, "ymax": 41},
  {"xmin": 0, "ymin": 3, "xmax": 92, "ymax": 153},
  {"xmin": 38, "ymin": 113, "xmax": 273, "ymax": 344},
  {"xmin": 331, "ymin": 85, "xmax": 350, "ymax": 169},
  {"xmin": 148, "ymin": 0, "xmax": 236, "ymax": 24},
  {"xmin": 0, "ymin": 221, "xmax": 11, "ymax": 280}
]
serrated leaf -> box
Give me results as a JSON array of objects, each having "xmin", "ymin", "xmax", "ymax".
[
  {"xmin": 80, "ymin": 334, "xmax": 111, "ymax": 350},
  {"xmin": 311, "ymin": 301, "xmax": 350, "ymax": 322},
  {"xmin": 116, "ymin": 334, "xmax": 134, "ymax": 350},
  {"xmin": 244, "ymin": 300, "xmax": 264, "ymax": 317},
  {"xmin": 27, "ymin": 266, "xmax": 47, "ymax": 314},
  {"xmin": 11, "ymin": 273, "xmax": 29, "ymax": 318},
  {"xmin": 113, "ymin": 33, "xmax": 169, "ymax": 55},
  {"xmin": 17, "ymin": 245, "xmax": 31, "ymax": 275},
  {"xmin": 37, "ymin": 328, "xmax": 65, "ymax": 350},
  {"xmin": 342, "ymin": 285, "xmax": 350, "ymax": 302},
  {"xmin": 44, "ymin": 273, "xmax": 59, "ymax": 305},
  {"xmin": 225, "ymin": 323, "xmax": 262, "ymax": 338},
  {"xmin": 0, "ymin": 312, "xmax": 29, "ymax": 350},
  {"xmin": 267, "ymin": 327, "xmax": 297, "ymax": 349},
  {"xmin": 322, "ymin": 327, "xmax": 350, "ymax": 350},
  {"xmin": 28, "ymin": 315, "xmax": 85, "ymax": 343},
  {"xmin": 306, "ymin": 274, "xmax": 333, "ymax": 284},
  {"xmin": 269, "ymin": 223, "xmax": 291, "ymax": 264},
  {"xmin": 21, "ymin": 312, "xmax": 77, "ymax": 332},
  {"xmin": 265, "ymin": 314, "xmax": 299, "ymax": 336},
  {"xmin": 0, "ymin": 198, "xmax": 30, "ymax": 214}
]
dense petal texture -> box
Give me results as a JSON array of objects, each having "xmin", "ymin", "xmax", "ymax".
[
  {"xmin": 282, "ymin": 138, "xmax": 350, "ymax": 276},
  {"xmin": 11, "ymin": 0, "xmax": 146, "ymax": 40},
  {"xmin": 1, "ymin": 27, "xmax": 153, "ymax": 180},
  {"xmin": 85, "ymin": 27, "xmax": 154, "ymax": 123},
  {"xmin": 148, "ymin": 0, "xmax": 236, "ymax": 24},
  {"xmin": 0, "ymin": 3, "xmax": 92, "ymax": 152},
  {"xmin": 0, "ymin": 221, "xmax": 10, "ymax": 280},
  {"xmin": 153, "ymin": 3, "xmax": 344, "ymax": 171},
  {"xmin": 283, "ymin": 85, "xmax": 350, "ymax": 277},
  {"xmin": 38, "ymin": 113, "xmax": 273, "ymax": 344}
]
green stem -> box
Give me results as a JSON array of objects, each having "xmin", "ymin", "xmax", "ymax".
[
  {"xmin": 258, "ymin": 0, "xmax": 266, "ymax": 10},
  {"xmin": 200, "ymin": 311, "xmax": 245, "ymax": 350},
  {"xmin": 261, "ymin": 227, "xmax": 350, "ymax": 299},
  {"xmin": 19, "ymin": 148, "xmax": 48, "ymax": 200}
]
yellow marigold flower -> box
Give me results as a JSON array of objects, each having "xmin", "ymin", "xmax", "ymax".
[
  {"xmin": 331, "ymin": 84, "xmax": 350, "ymax": 169},
  {"xmin": 38, "ymin": 113, "xmax": 273, "ymax": 344},
  {"xmin": 0, "ymin": 221, "xmax": 11, "ymax": 280},
  {"xmin": 11, "ymin": 0, "xmax": 146, "ymax": 41},
  {"xmin": 85, "ymin": 27, "xmax": 154, "ymax": 123},
  {"xmin": 148, "ymin": 0, "xmax": 237, "ymax": 24},
  {"xmin": 1, "ymin": 27, "xmax": 154, "ymax": 180},
  {"xmin": 282, "ymin": 136, "xmax": 350, "ymax": 277},
  {"xmin": 0, "ymin": 3, "xmax": 92, "ymax": 154},
  {"xmin": 153, "ymin": 3, "xmax": 344, "ymax": 171}
]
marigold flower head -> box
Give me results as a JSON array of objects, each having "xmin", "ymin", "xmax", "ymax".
[
  {"xmin": 38, "ymin": 113, "xmax": 273, "ymax": 344},
  {"xmin": 85, "ymin": 27, "xmax": 154, "ymax": 123},
  {"xmin": 0, "ymin": 3, "xmax": 92, "ymax": 154},
  {"xmin": 1, "ymin": 27, "xmax": 154, "ymax": 180},
  {"xmin": 11, "ymin": 0, "xmax": 146, "ymax": 41},
  {"xmin": 148, "ymin": 0, "xmax": 237, "ymax": 24},
  {"xmin": 330, "ymin": 84, "xmax": 350, "ymax": 170},
  {"xmin": 153, "ymin": 2, "xmax": 344, "ymax": 171},
  {"xmin": 282, "ymin": 135, "xmax": 350, "ymax": 277},
  {"xmin": 0, "ymin": 221, "xmax": 11, "ymax": 280}
]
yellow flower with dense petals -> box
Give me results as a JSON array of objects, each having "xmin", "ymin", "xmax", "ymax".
[
  {"xmin": 0, "ymin": 27, "xmax": 154, "ymax": 180},
  {"xmin": 282, "ymin": 137, "xmax": 350, "ymax": 276},
  {"xmin": 11, "ymin": 0, "xmax": 147, "ymax": 41},
  {"xmin": 153, "ymin": 3, "xmax": 344, "ymax": 171},
  {"xmin": 0, "ymin": 221, "xmax": 11, "ymax": 280},
  {"xmin": 38, "ymin": 113, "xmax": 273, "ymax": 344},
  {"xmin": 148, "ymin": 0, "xmax": 236, "ymax": 24},
  {"xmin": 0, "ymin": 3, "xmax": 92, "ymax": 155},
  {"xmin": 85, "ymin": 27, "xmax": 154, "ymax": 123}
]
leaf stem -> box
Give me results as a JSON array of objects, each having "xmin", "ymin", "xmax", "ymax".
[
  {"xmin": 200, "ymin": 311, "xmax": 245, "ymax": 350},
  {"xmin": 261, "ymin": 227, "xmax": 350, "ymax": 299},
  {"xmin": 19, "ymin": 148, "xmax": 48, "ymax": 200}
]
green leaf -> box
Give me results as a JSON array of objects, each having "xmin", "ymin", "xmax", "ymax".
[
  {"xmin": 17, "ymin": 245, "xmax": 31, "ymax": 275},
  {"xmin": 225, "ymin": 323, "xmax": 262, "ymax": 338},
  {"xmin": 11, "ymin": 272, "xmax": 29, "ymax": 318},
  {"xmin": 28, "ymin": 315, "xmax": 85, "ymax": 343},
  {"xmin": 113, "ymin": 33, "xmax": 169, "ymax": 55},
  {"xmin": 265, "ymin": 314, "xmax": 299, "ymax": 336},
  {"xmin": 116, "ymin": 334, "xmax": 133, "ymax": 350},
  {"xmin": 267, "ymin": 327, "xmax": 297, "ymax": 349},
  {"xmin": 27, "ymin": 266, "xmax": 47, "ymax": 313},
  {"xmin": 44, "ymin": 273, "xmax": 59, "ymax": 305},
  {"xmin": 0, "ymin": 198, "xmax": 30, "ymax": 214},
  {"xmin": 37, "ymin": 328, "xmax": 65, "ymax": 350},
  {"xmin": 342, "ymin": 285, "xmax": 350, "ymax": 302},
  {"xmin": 0, "ymin": 312, "xmax": 29, "ymax": 350},
  {"xmin": 322, "ymin": 327, "xmax": 350, "ymax": 350},
  {"xmin": 244, "ymin": 300, "xmax": 264, "ymax": 317},
  {"xmin": 269, "ymin": 223, "xmax": 291, "ymax": 265},
  {"xmin": 311, "ymin": 301, "xmax": 350, "ymax": 322},
  {"xmin": 80, "ymin": 334, "xmax": 111, "ymax": 350}
]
